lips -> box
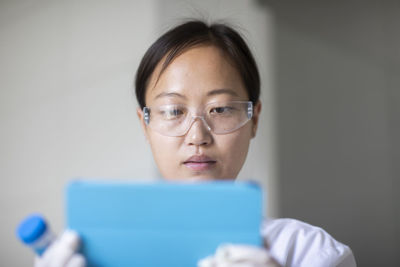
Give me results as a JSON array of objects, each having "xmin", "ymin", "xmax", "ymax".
[{"xmin": 183, "ymin": 155, "xmax": 216, "ymax": 171}]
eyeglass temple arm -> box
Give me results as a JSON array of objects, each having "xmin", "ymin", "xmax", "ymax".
[
  {"xmin": 247, "ymin": 102, "xmax": 253, "ymax": 119},
  {"xmin": 143, "ymin": 107, "xmax": 150, "ymax": 125}
]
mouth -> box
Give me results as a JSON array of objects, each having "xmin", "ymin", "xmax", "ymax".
[{"xmin": 183, "ymin": 155, "xmax": 217, "ymax": 171}]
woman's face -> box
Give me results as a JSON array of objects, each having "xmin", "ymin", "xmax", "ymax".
[{"xmin": 137, "ymin": 45, "xmax": 261, "ymax": 181}]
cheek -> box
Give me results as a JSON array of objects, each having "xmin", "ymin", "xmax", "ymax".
[
  {"xmin": 147, "ymin": 132, "xmax": 182, "ymax": 177},
  {"xmin": 215, "ymin": 126, "xmax": 252, "ymax": 174}
]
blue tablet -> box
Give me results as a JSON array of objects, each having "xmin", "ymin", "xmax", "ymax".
[{"xmin": 66, "ymin": 180, "xmax": 264, "ymax": 267}]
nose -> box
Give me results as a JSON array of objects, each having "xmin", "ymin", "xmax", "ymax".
[{"xmin": 184, "ymin": 117, "xmax": 212, "ymax": 146}]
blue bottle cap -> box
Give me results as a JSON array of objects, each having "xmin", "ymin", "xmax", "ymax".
[{"xmin": 17, "ymin": 214, "xmax": 47, "ymax": 244}]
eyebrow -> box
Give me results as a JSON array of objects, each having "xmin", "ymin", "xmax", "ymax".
[
  {"xmin": 154, "ymin": 88, "xmax": 239, "ymax": 100},
  {"xmin": 154, "ymin": 92, "xmax": 187, "ymax": 100},
  {"xmin": 207, "ymin": 88, "xmax": 239, "ymax": 97}
]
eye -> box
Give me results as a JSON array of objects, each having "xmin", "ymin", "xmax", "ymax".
[
  {"xmin": 168, "ymin": 109, "xmax": 184, "ymax": 116},
  {"xmin": 210, "ymin": 106, "xmax": 234, "ymax": 114},
  {"xmin": 159, "ymin": 106, "xmax": 186, "ymax": 120}
]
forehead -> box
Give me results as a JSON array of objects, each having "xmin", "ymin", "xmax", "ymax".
[{"xmin": 145, "ymin": 45, "xmax": 248, "ymax": 105}]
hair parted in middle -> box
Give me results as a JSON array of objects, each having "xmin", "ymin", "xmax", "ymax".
[{"xmin": 135, "ymin": 20, "xmax": 260, "ymax": 109}]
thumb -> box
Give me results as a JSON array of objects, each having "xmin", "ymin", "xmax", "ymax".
[
  {"xmin": 58, "ymin": 230, "xmax": 81, "ymax": 252},
  {"xmin": 215, "ymin": 244, "xmax": 272, "ymax": 263},
  {"xmin": 46, "ymin": 230, "xmax": 82, "ymax": 267}
]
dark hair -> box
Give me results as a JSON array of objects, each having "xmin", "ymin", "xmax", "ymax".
[{"xmin": 135, "ymin": 20, "xmax": 260, "ymax": 109}]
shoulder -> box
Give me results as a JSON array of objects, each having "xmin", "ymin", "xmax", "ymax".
[{"xmin": 261, "ymin": 218, "xmax": 357, "ymax": 267}]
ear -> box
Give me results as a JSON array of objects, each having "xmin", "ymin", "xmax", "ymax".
[
  {"xmin": 251, "ymin": 101, "xmax": 262, "ymax": 138},
  {"xmin": 137, "ymin": 107, "xmax": 149, "ymax": 143}
]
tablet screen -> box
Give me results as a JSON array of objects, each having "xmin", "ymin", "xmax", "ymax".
[{"xmin": 66, "ymin": 180, "xmax": 264, "ymax": 267}]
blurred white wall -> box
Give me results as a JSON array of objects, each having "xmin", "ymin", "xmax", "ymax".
[
  {"xmin": 0, "ymin": 1, "xmax": 159, "ymax": 265},
  {"xmin": 0, "ymin": 1, "xmax": 275, "ymax": 266}
]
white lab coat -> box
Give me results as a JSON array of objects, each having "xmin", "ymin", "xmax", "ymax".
[{"xmin": 261, "ymin": 218, "xmax": 357, "ymax": 267}]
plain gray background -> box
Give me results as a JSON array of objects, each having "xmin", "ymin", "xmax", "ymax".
[
  {"xmin": 1, "ymin": 0, "xmax": 398, "ymax": 266},
  {"xmin": 266, "ymin": 1, "xmax": 399, "ymax": 266}
]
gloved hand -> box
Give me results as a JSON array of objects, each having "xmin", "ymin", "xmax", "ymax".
[
  {"xmin": 198, "ymin": 244, "xmax": 281, "ymax": 267},
  {"xmin": 34, "ymin": 230, "xmax": 86, "ymax": 267}
]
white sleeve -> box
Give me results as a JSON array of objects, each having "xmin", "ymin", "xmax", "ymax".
[
  {"xmin": 262, "ymin": 218, "xmax": 357, "ymax": 267},
  {"xmin": 304, "ymin": 243, "xmax": 356, "ymax": 267}
]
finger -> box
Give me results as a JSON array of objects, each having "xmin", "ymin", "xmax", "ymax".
[
  {"xmin": 34, "ymin": 231, "xmax": 82, "ymax": 267},
  {"xmin": 217, "ymin": 264, "xmax": 261, "ymax": 267},
  {"xmin": 49, "ymin": 244, "xmax": 74, "ymax": 267},
  {"xmin": 34, "ymin": 255, "xmax": 46, "ymax": 267},
  {"xmin": 215, "ymin": 244, "xmax": 272, "ymax": 263},
  {"xmin": 65, "ymin": 254, "xmax": 86, "ymax": 267},
  {"xmin": 59, "ymin": 230, "xmax": 81, "ymax": 251},
  {"xmin": 36, "ymin": 241, "xmax": 59, "ymax": 267},
  {"xmin": 197, "ymin": 256, "xmax": 216, "ymax": 267},
  {"xmin": 47, "ymin": 230, "xmax": 80, "ymax": 267}
]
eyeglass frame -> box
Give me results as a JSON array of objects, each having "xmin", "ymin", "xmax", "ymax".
[{"xmin": 142, "ymin": 100, "xmax": 253, "ymax": 137}]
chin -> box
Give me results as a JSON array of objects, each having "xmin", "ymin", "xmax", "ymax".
[
  {"xmin": 184, "ymin": 175, "xmax": 235, "ymax": 182},
  {"xmin": 162, "ymin": 175, "xmax": 214, "ymax": 182},
  {"xmin": 162, "ymin": 170, "xmax": 237, "ymax": 181}
]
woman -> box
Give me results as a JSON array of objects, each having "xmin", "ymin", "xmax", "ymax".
[{"xmin": 35, "ymin": 20, "xmax": 357, "ymax": 267}]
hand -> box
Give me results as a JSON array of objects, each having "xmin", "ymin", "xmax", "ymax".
[
  {"xmin": 198, "ymin": 244, "xmax": 281, "ymax": 267},
  {"xmin": 34, "ymin": 230, "xmax": 86, "ymax": 267}
]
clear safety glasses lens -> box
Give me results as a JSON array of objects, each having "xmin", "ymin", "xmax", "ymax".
[{"xmin": 143, "ymin": 101, "xmax": 253, "ymax": 137}]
